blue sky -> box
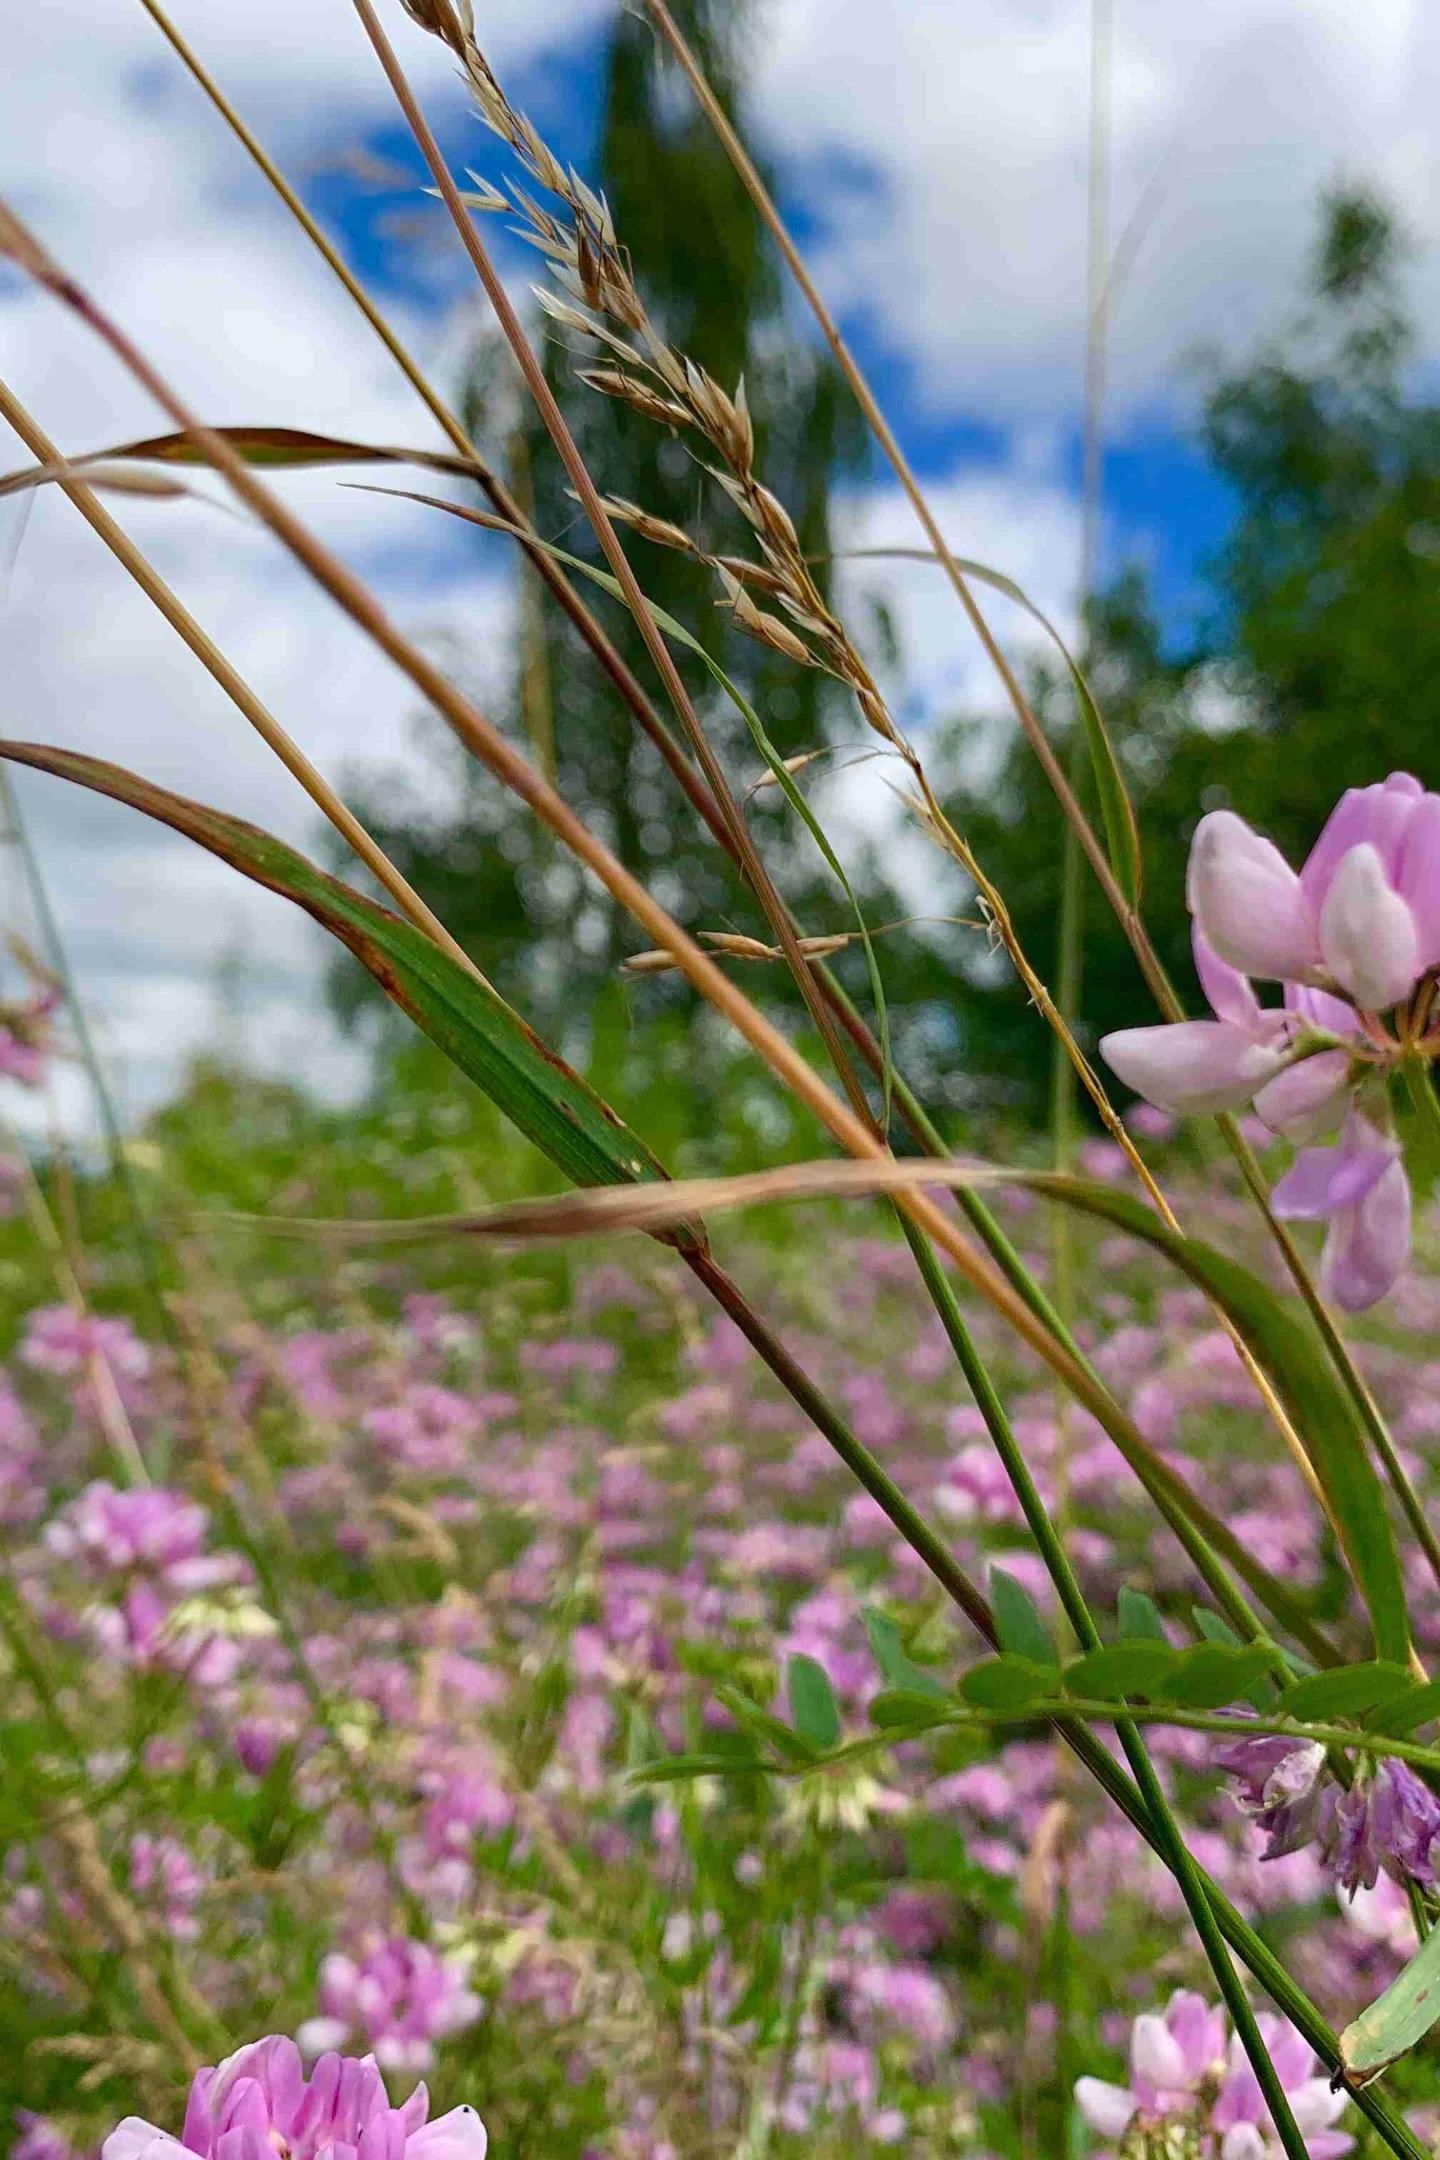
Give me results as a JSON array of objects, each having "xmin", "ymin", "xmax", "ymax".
[
  {"xmin": 301, "ymin": 31, "xmax": 1239, "ymax": 647},
  {"xmin": 0, "ymin": 0, "xmax": 1434, "ymax": 1127}
]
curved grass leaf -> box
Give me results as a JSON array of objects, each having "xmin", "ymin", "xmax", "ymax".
[
  {"xmin": 0, "ymin": 741, "xmax": 702, "ymax": 1249},
  {"xmin": 0, "ymin": 427, "xmax": 490, "ymax": 500},
  {"xmin": 1342, "ymin": 1923, "xmax": 1440, "ymax": 2082},
  {"xmin": 1031, "ymin": 1177, "xmax": 1410, "ymax": 1669},
  {"xmin": 348, "ymin": 486, "xmax": 899, "ymax": 1127}
]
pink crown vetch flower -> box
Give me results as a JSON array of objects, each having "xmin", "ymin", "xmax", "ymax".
[
  {"xmin": 1100, "ymin": 771, "xmax": 1440, "ymax": 1310},
  {"xmin": 102, "ymin": 2036, "xmax": 486, "ymax": 2160}
]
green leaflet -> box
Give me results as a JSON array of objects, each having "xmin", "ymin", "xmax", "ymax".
[
  {"xmin": 0, "ymin": 742, "xmax": 700, "ymax": 1249},
  {"xmin": 787, "ymin": 1654, "xmax": 842, "ymax": 1751},
  {"xmin": 1029, "ymin": 1175, "xmax": 1410, "ymax": 1670},
  {"xmin": 989, "ymin": 1567, "xmax": 1058, "ymax": 1666}
]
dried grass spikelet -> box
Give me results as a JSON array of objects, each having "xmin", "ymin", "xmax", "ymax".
[
  {"xmin": 711, "ymin": 553, "xmax": 789, "ymax": 598},
  {"xmin": 579, "ymin": 370, "xmax": 695, "ymax": 432},
  {"xmin": 748, "ymin": 747, "xmax": 831, "ymax": 792},
  {"xmin": 398, "ymin": 0, "xmax": 474, "ymax": 41},
  {"xmin": 625, "ymin": 930, "xmax": 851, "ymax": 977},
  {"xmin": 592, "ymin": 493, "xmax": 698, "ymax": 554},
  {"xmin": 621, "ymin": 949, "xmax": 682, "ymax": 976},
  {"xmin": 714, "ymin": 566, "xmax": 816, "ymax": 667}
]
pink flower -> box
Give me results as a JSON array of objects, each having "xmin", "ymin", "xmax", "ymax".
[
  {"xmin": 1210, "ymin": 2015, "xmax": 1352, "ymax": 2159},
  {"xmin": 1075, "ymin": 1988, "xmax": 1226, "ymax": 2140},
  {"xmin": 22, "ymin": 1306, "xmax": 152, "ymax": 1382},
  {"xmin": 1190, "ymin": 773, "xmax": 1440, "ymax": 1007},
  {"xmin": 1272, "ymin": 1114, "xmax": 1411, "ymax": 1312},
  {"xmin": 44, "ymin": 1482, "xmax": 209, "ymax": 1578},
  {"xmin": 298, "ymin": 1940, "xmax": 483, "ymax": 2075},
  {"xmin": 101, "ymin": 2037, "xmax": 486, "ymax": 2160},
  {"xmin": 1100, "ymin": 932, "xmax": 1292, "ymax": 1117},
  {"xmin": 1099, "ymin": 773, "xmax": 1440, "ymax": 1310},
  {"xmin": 1077, "ymin": 1999, "xmax": 1352, "ymax": 2158}
]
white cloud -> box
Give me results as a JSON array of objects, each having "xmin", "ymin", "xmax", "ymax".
[
  {"xmin": 754, "ymin": 0, "xmax": 1438, "ymax": 422},
  {"xmin": 3, "ymin": 0, "xmax": 1437, "ymax": 1136}
]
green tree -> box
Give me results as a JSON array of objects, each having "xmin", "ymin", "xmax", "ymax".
[
  {"xmin": 334, "ymin": 0, "xmax": 960, "ymax": 1142},
  {"xmin": 941, "ymin": 183, "xmax": 1440, "ymax": 1118}
]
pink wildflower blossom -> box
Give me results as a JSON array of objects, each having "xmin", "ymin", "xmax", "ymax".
[{"xmin": 102, "ymin": 2035, "xmax": 486, "ymax": 2160}]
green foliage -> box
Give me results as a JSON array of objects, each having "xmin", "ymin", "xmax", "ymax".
[{"xmin": 942, "ymin": 184, "xmax": 1440, "ymax": 1116}]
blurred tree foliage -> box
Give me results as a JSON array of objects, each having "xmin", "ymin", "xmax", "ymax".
[
  {"xmin": 338, "ymin": 66, "xmax": 1438, "ymax": 1136},
  {"xmin": 333, "ymin": 0, "xmax": 979, "ymax": 1140},
  {"xmin": 943, "ymin": 183, "xmax": 1440, "ymax": 1116}
]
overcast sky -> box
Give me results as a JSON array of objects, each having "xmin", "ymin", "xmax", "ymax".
[{"xmin": 1, "ymin": 0, "xmax": 1436, "ymax": 1134}]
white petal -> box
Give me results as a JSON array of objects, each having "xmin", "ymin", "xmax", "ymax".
[
  {"xmin": 102, "ymin": 2126, "xmax": 189, "ymax": 2160},
  {"xmin": 408, "ymin": 2106, "xmax": 490, "ymax": 2160},
  {"xmin": 1319, "ymin": 844, "xmax": 1420, "ymax": 1011},
  {"xmin": 1073, "ymin": 2080, "xmax": 1137, "ymax": 2138},
  {"xmin": 1131, "ymin": 2012, "xmax": 1189, "ymax": 2091}
]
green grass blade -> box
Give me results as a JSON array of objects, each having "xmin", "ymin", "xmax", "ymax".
[
  {"xmin": 0, "ymin": 740, "xmax": 701, "ymax": 1248},
  {"xmin": 1032, "ymin": 1175, "xmax": 1410, "ymax": 1667}
]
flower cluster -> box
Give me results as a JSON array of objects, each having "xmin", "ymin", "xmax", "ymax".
[
  {"xmin": 1075, "ymin": 1991, "xmax": 1351, "ymax": 2158},
  {"xmin": 297, "ymin": 1939, "xmax": 484, "ymax": 2075},
  {"xmin": 1103, "ymin": 772, "xmax": 1440, "ymax": 1308},
  {"xmin": 1216, "ymin": 1729, "xmax": 1440, "ymax": 1897},
  {"xmin": 103, "ymin": 2036, "xmax": 487, "ymax": 2160}
]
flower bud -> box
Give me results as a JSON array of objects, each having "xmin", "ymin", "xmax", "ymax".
[
  {"xmin": 1317, "ymin": 843, "xmax": 1420, "ymax": 1012},
  {"xmin": 1186, "ymin": 812, "xmax": 1318, "ymax": 982}
]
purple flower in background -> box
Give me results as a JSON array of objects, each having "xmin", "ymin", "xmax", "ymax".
[
  {"xmin": 15, "ymin": 2116, "xmax": 89, "ymax": 2160},
  {"xmin": 1210, "ymin": 2014, "xmax": 1352, "ymax": 2159},
  {"xmin": 298, "ymin": 1940, "xmax": 483, "ymax": 2074},
  {"xmin": 102, "ymin": 2035, "xmax": 487, "ymax": 2160},
  {"xmin": 1099, "ymin": 772, "xmax": 1440, "ymax": 1309},
  {"xmin": 22, "ymin": 1306, "xmax": 152, "ymax": 1383},
  {"xmin": 1075, "ymin": 1988, "xmax": 1226, "ymax": 2140},
  {"xmin": 1077, "ymin": 1996, "xmax": 1351, "ymax": 2158}
]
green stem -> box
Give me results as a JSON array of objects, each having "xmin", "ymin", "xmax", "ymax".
[
  {"xmin": 833, "ymin": 1702, "xmax": 1440, "ymax": 1780},
  {"xmin": 896, "ymin": 1222, "xmax": 1310, "ymax": 2160},
  {"xmin": 1403, "ymin": 1051, "xmax": 1440, "ymax": 1153},
  {"xmin": 690, "ymin": 1256, "xmax": 1421, "ymax": 2154}
]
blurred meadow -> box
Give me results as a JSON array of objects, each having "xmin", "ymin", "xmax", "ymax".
[{"xmin": 4, "ymin": 3, "xmax": 1440, "ymax": 2158}]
